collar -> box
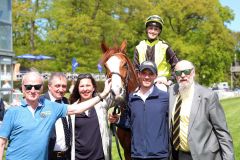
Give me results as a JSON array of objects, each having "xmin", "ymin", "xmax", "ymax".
[
  {"xmin": 20, "ymin": 98, "xmax": 44, "ymax": 108},
  {"xmin": 145, "ymin": 39, "xmax": 159, "ymax": 47},
  {"xmin": 131, "ymin": 85, "xmax": 161, "ymax": 100},
  {"xmin": 48, "ymin": 91, "xmax": 58, "ymax": 102},
  {"xmin": 133, "ymin": 85, "xmax": 154, "ymax": 97}
]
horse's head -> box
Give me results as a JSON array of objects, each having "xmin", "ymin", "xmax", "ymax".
[{"xmin": 101, "ymin": 40, "xmax": 136, "ymax": 105}]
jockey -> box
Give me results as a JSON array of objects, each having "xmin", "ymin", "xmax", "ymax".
[{"xmin": 133, "ymin": 15, "xmax": 179, "ymax": 90}]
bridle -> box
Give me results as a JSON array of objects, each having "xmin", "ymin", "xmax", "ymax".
[{"xmin": 104, "ymin": 52, "xmax": 130, "ymax": 94}]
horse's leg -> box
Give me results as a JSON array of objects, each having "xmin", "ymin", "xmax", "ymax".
[{"xmin": 116, "ymin": 128, "xmax": 131, "ymax": 160}]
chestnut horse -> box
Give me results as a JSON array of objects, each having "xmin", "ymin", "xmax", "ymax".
[{"xmin": 101, "ymin": 40, "xmax": 139, "ymax": 160}]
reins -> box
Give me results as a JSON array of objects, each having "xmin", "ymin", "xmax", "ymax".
[{"xmin": 110, "ymin": 104, "xmax": 123, "ymax": 160}]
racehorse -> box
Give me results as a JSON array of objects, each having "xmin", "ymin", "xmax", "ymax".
[{"xmin": 101, "ymin": 40, "xmax": 139, "ymax": 160}]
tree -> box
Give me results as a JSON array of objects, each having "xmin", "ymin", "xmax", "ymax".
[
  {"xmin": 12, "ymin": 0, "xmax": 239, "ymax": 86},
  {"xmin": 13, "ymin": 0, "xmax": 50, "ymax": 70},
  {"xmin": 157, "ymin": 0, "xmax": 237, "ymax": 85}
]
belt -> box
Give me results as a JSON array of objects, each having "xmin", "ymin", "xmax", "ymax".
[{"xmin": 53, "ymin": 151, "xmax": 67, "ymax": 158}]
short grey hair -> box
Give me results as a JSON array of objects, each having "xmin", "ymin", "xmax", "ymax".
[
  {"xmin": 22, "ymin": 71, "xmax": 43, "ymax": 85},
  {"xmin": 48, "ymin": 72, "xmax": 67, "ymax": 85}
]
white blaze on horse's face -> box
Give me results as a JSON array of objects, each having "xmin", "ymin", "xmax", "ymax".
[{"xmin": 106, "ymin": 56, "xmax": 125, "ymax": 99}]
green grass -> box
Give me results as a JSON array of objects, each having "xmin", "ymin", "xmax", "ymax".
[
  {"xmin": 3, "ymin": 97, "xmax": 240, "ymax": 160},
  {"xmin": 111, "ymin": 135, "xmax": 124, "ymax": 160},
  {"xmin": 220, "ymin": 97, "xmax": 240, "ymax": 159}
]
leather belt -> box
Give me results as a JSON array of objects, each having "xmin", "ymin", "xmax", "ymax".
[{"xmin": 53, "ymin": 151, "xmax": 67, "ymax": 158}]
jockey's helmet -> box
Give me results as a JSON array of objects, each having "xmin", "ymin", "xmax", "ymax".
[{"xmin": 145, "ymin": 15, "xmax": 164, "ymax": 30}]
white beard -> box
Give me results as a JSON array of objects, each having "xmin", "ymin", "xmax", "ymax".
[{"xmin": 178, "ymin": 77, "xmax": 194, "ymax": 96}]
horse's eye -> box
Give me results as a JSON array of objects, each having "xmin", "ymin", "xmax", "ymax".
[{"xmin": 123, "ymin": 63, "xmax": 128, "ymax": 68}]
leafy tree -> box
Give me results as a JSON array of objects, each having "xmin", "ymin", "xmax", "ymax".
[
  {"xmin": 158, "ymin": 0, "xmax": 237, "ymax": 85},
  {"xmin": 13, "ymin": 0, "xmax": 50, "ymax": 70},
  {"xmin": 12, "ymin": 0, "xmax": 239, "ymax": 86}
]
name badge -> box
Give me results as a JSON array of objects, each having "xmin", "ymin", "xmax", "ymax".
[{"xmin": 40, "ymin": 111, "xmax": 51, "ymax": 118}]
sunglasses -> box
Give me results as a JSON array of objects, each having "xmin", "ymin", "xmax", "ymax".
[
  {"xmin": 175, "ymin": 68, "xmax": 193, "ymax": 76},
  {"xmin": 78, "ymin": 74, "xmax": 92, "ymax": 79},
  {"xmin": 24, "ymin": 84, "xmax": 42, "ymax": 90}
]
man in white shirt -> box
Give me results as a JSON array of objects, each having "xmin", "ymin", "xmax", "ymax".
[
  {"xmin": 42, "ymin": 72, "xmax": 72, "ymax": 160},
  {"xmin": 169, "ymin": 60, "xmax": 234, "ymax": 160}
]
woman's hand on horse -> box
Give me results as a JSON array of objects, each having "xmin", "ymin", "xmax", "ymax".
[
  {"xmin": 102, "ymin": 78, "xmax": 112, "ymax": 98},
  {"xmin": 108, "ymin": 113, "xmax": 120, "ymax": 124},
  {"xmin": 166, "ymin": 80, "xmax": 173, "ymax": 86}
]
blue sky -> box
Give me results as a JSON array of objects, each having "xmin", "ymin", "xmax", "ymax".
[{"xmin": 220, "ymin": 0, "xmax": 240, "ymax": 32}]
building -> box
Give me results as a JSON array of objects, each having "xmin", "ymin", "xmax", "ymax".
[{"xmin": 0, "ymin": 0, "xmax": 14, "ymax": 103}]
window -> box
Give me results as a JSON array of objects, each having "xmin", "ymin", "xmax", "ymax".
[
  {"xmin": 0, "ymin": 23, "xmax": 11, "ymax": 50},
  {"xmin": 0, "ymin": 0, "xmax": 11, "ymax": 22}
]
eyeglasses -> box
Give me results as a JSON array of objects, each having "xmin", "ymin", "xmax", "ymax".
[
  {"xmin": 24, "ymin": 84, "xmax": 42, "ymax": 90},
  {"xmin": 175, "ymin": 68, "xmax": 193, "ymax": 76}
]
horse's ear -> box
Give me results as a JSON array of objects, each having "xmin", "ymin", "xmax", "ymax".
[
  {"xmin": 101, "ymin": 41, "xmax": 109, "ymax": 53},
  {"xmin": 120, "ymin": 40, "xmax": 127, "ymax": 52}
]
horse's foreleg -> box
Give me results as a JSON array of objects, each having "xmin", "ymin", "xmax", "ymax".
[{"xmin": 116, "ymin": 128, "xmax": 131, "ymax": 160}]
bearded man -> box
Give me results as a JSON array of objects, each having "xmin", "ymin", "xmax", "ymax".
[{"xmin": 169, "ymin": 60, "xmax": 234, "ymax": 160}]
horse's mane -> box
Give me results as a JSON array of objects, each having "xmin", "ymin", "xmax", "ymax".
[{"xmin": 124, "ymin": 54, "xmax": 139, "ymax": 92}]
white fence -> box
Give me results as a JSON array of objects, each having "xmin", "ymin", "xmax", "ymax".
[
  {"xmin": 214, "ymin": 90, "xmax": 240, "ymax": 100},
  {"xmin": 16, "ymin": 72, "xmax": 107, "ymax": 81}
]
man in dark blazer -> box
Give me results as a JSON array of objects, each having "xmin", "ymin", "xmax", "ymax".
[
  {"xmin": 41, "ymin": 72, "xmax": 72, "ymax": 160},
  {"xmin": 169, "ymin": 60, "xmax": 234, "ymax": 160}
]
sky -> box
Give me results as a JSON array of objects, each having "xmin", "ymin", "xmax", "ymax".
[{"xmin": 220, "ymin": 0, "xmax": 240, "ymax": 32}]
